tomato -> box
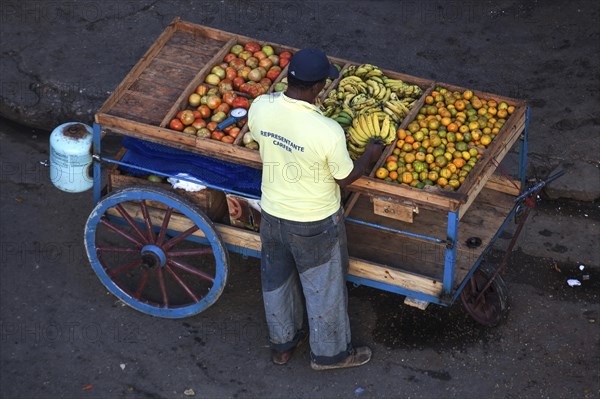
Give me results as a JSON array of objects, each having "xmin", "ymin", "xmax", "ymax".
[
  {"xmin": 192, "ymin": 118, "xmax": 206, "ymax": 130},
  {"xmin": 218, "ymin": 80, "xmax": 233, "ymax": 94},
  {"xmin": 211, "ymin": 131, "xmax": 225, "ymax": 140},
  {"xmin": 225, "ymin": 67, "xmax": 237, "ymax": 81},
  {"xmin": 258, "ymin": 58, "xmax": 273, "ymax": 69},
  {"xmin": 279, "ymin": 57, "xmax": 290, "ymax": 68},
  {"xmin": 279, "ymin": 51, "xmax": 292, "ymax": 59},
  {"xmin": 238, "ymin": 50, "xmax": 252, "ymax": 61},
  {"xmin": 229, "ymin": 58, "xmax": 245, "ymax": 71},
  {"xmin": 207, "ymin": 121, "xmax": 218, "ymax": 132},
  {"xmin": 195, "ymin": 84, "xmax": 209, "ymax": 96},
  {"xmin": 169, "ymin": 119, "xmax": 184, "ymax": 131},
  {"xmin": 229, "ymin": 127, "xmax": 241, "ymax": 139},
  {"xmin": 232, "ymin": 77, "xmax": 245, "ymax": 90},
  {"xmin": 197, "ymin": 105, "xmax": 211, "ymax": 119},
  {"xmin": 221, "ymin": 135, "xmax": 235, "ymax": 144},
  {"xmin": 222, "ymin": 91, "xmax": 238, "ymax": 106},
  {"xmin": 180, "ymin": 110, "xmax": 195, "ymax": 126},
  {"xmin": 253, "ymin": 51, "xmax": 267, "ymax": 60},
  {"xmin": 176, "ymin": 110, "xmax": 184, "ymax": 120},
  {"xmin": 266, "ymin": 66, "xmax": 281, "ymax": 81},
  {"xmin": 260, "ymin": 77, "xmax": 272, "ymax": 87},
  {"xmin": 223, "ymin": 53, "xmax": 237, "ymax": 63},
  {"xmin": 245, "ymin": 57, "xmax": 259, "ymax": 69},
  {"xmin": 232, "ymin": 97, "xmax": 249, "ymax": 109},
  {"xmin": 238, "ymin": 83, "xmax": 251, "ymax": 94},
  {"xmin": 193, "ymin": 110, "xmax": 202, "ymax": 119},
  {"xmin": 216, "ymin": 103, "xmax": 230, "ymax": 114},
  {"xmin": 244, "ymin": 41, "xmax": 261, "ymax": 53},
  {"xmin": 223, "ymin": 124, "xmax": 233, "ymax": 133},
  {"xmin": 206, "ymin": 95, "xmax": 222, "ymax": 110}
]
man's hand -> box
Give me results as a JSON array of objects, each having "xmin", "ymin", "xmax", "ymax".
[
  {"xmin": 335, "ymin": 139, "xmax": 386, "ymax": 189},
  {"xmin": 365, "ymin": 138, "xmax": 385, "ymax": 164}
]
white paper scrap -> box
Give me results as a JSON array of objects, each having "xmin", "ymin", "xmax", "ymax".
[
  {"xmin": 567, "ymin": 279, "xmax": 581, "ymax": 287},
  {"xmin": 168, "ymin": 173, "xmax": 206, "ymax": 192}
]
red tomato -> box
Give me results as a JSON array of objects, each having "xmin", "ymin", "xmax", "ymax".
[
  {"xmin": 223, "ymin": 90, "xmax": 238, "ymax": 106},
  {"xmin": 207, "ymin": 121, "xmax": 218, "ymax": 132},
  {"xmin": 223, "ymin": 124, "xmax": 233, "ymax": 133},
  {"xmin": 253, "ymin": 51, "xmax": 267, "ymax": 60},
  {"xmin": 193, "ymin": 110, "xmax": 202, "ymax": 119},
  {"xmin": 206, "ymin": 95, "xmax": 222, "ymax": 110},
  {"xmin": 232, "ymin": 97, "xmax": 250, "ymax": 109},
  {"xmin": 225, "ymin": 67, "xmax": 237, "ymax": 81},
  {"xmin": 216, "ymin": 103, "xmax": 230, "ymax": 114},
  {"xmin": 176, "ymin": 110, "xmax": 184, "ymax": 120},
  {"xmin": 221, "ymin": 135, "xmax": 235, "ymax": 144},
  {"xmin": 195, "ymin": 84, "xmax": 209, "ymax": 96},
  {"xmin": 280, "ymin": 51, "xmax": 292, "ymax": 59},
  {"xmin": 192, "ymin": 118, "xmax": 207, "ymax": 130},
  {"xmin": 211, "ymin": 131, "xmax": 225, "ymax": 140},
  {"xmin": 197, "ymin": 105, "xmax": 211, "ymax": 119},
  {"xmin": 169, "ymin": 119, "xmax": 184, "ymax": 131},
  {"xmin": 279, "ymin": 57, "xmax": 290, "ymax": 68},
  {"xmin": 232, "ymin": 77, "xmax": 245, "ymax": 90},
  {"xmin": 244, "ymin": 42, "xmax": 261, "ymax": 53},
  {"xmin": 223, "ymin": 53, "xmax": 237, "ymax": 63},
  {"xmin": 229, "ymin": 127, "xmax": 241, "ymax": 139}
]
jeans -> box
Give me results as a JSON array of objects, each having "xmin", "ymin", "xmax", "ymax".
[{"xmin": 260, "ymin": 207, "xmax": 352, "ymax": 364}]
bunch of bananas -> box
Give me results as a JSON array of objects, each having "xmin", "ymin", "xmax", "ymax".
[
  {"xmin": 319, "ymin": 64, "xmax": 423, "ymax": 159},
  {"xmin": 346, "ymin": 112, "xmax": 396, "ymax": 160}
]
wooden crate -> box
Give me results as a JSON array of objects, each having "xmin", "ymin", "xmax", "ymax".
[{"xmin": 107, "ymin": 149, "xmax": 228, "ymax": 222}]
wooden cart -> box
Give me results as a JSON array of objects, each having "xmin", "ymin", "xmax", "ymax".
[{"xmin": 86, "ymin": 18, "xmax": 530, "ymax": 325}]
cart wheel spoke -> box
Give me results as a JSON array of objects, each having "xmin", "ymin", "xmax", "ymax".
[
  {"xmin": 168, "ymin": 259, "xmax": 214, "ymax": 283},
  {"xmin": 167, "ymin": 248, "xmax": 213, "ymax": 257},
  {"xmin": 97, "ymin": 247, "xmax": 139, "ymax": 254},
  {"xmin": 162, "ymin": 225, "xmax": 200, "ymax": 250},
  {"xmin": 156, "ymin": 207, "xmax": 174, "ymax": 246},
  {"xmin": 165, "ymin": 265, "xmax": 200, "ymax": 302},
  {"xmin": 99, "ymin": 217, "xmax": 144, "ymax": 247},
  {"xmin": 85, "ymin": 187, "xmax": 229, "ymax": 318},
  {"xmin": 115, "ymin": 204, "xmax": 150, "ymax": 244},
  {"xmin": 139, "ymin": 200, "xmax": 155, "ymax": 243},
  {"xmin": 157, "ymin": 267, "xmax": 169, "ymax": 308},
  {"xmin": 134, "ymin": 270, "xmax": 150, "ymax": 299},
  {"xmin": 109, "ymin": 259, "xmax": 142, "ymax": 278}
]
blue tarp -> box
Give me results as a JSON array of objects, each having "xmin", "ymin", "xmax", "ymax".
[{"xmin": 120, "ymin": 137, "xmax": 262, "ymax": 198}]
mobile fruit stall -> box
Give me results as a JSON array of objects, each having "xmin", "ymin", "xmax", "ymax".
[{"xmin": 85, "ymin": 18, "xmax": 544, "ymax": 327}]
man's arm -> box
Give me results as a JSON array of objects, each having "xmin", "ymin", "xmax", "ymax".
[{"xmin": 335, "ymin": 141, "xmax": 384, "ymax": 189}]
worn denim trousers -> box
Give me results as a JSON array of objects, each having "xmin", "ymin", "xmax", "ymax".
[{"xmin": 259, "ymin": 207, "xmax": 352, "ymax": 364}]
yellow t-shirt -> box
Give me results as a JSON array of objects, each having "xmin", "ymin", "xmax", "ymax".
[{"xmin": 248, "ymin": 92, "xmax": 354, "ymax": 222}]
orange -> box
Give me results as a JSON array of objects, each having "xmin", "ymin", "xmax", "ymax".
[
  {"xmin": 375, "ymin": 168, "xmax": 389, "ymax": 179},
  {"xmin": 405, "ymin": 136, "xmax": 415, "ymax": 144},
  {"xmin": 425, "ymin": 95, "xmax": 434, "ymax": 104},
  {"xmin": 401, "ymin": 172, "xmax": 413, "ymax": 184},
  {"xmin": 386, "ymin": 161, "xmax": 399, "ymax": 171},
  {"xmin": 453, "ymin": 158, "xmax": 466, "ymax": 168},
  {"xmin": 463, "ymin": 90, "xmax": 473, "ymax": 100},
  {"xmin": 388, "ymin": 171, "xmax": 399, "ymax": 181},
  {"xmin": 507, "ymin": 105, "xmax": 515, "ymax": 114},
  {"xmin": 447, "ymin": 123, "xmax": 458, "ymax": 133},
  {"xmin": 397, "ymin": 129, "xmax": 408, "ymax": 139},
  {"xmin": 386, "ymin": 155, "xmax": 399, "ymax": 163},
  {"xmin": 404, "ymin": 153, "xmax": 416, "ymax": 164}
]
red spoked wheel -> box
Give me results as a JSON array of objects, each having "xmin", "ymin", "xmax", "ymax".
[
  {"xmin": 460, "ymin": 263, "xmax": 508, "ymax": 327},
  {"xmin": 84, "ymin": 187, "xmax": 228, "ymax": 318}
]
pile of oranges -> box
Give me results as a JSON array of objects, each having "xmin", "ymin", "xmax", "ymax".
[{"xmin": 375, "ymin": 87, "xmax": 515, "ymax": 190}]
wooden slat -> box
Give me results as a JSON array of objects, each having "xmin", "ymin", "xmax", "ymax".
[
  {"xmin": 159, "ymin": 37, "xmax": 237, "ymax": 127},
  {"xmin": 484, "ymin": 174, "xmax": 521, "ymax": 196},
  {"xmin": 96, "ymin": 114, "xmax": 263, "ymax": 169},
  {"xmin": 348, "ymin": 176, "xmax": 465, "ymax": 212},
  {"xmin": 99, "ymin": 17, "xmax": 179, "ymax": 114},
  {"xmin": 136, "ymin": 57, "xmax": 198, "ymax": 87},
  {"xmin": 348, "ymin": 258, "xmax": 442, "ymax": 297},
  {"xmin": 372, "ymin": 197, "xmax": 415, "ymax": 223},
  {"xmin": 154, "ymin": 41, "xmax": 225, "ymax": 68},
  {"xmin": 128, "ymin": 78, "xmax": 183, "ymax": 101},
  {"xmin": 458, "ymin": 106, "xmax": 526, "ymax": 218}
]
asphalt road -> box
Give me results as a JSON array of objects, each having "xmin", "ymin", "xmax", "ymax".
[{"xmin": 1, "ymin": 119, "xmax": 598, "ymax": 398}]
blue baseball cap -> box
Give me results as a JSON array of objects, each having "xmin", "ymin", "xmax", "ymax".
[{"xmin": 288, "ymin": 48, "xmax": 339, "ymax": 82}]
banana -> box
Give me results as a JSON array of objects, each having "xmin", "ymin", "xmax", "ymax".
[
  {"xmin": 386, "ymin": 122, "xmax": 396, "ymax": 144},
  {"xmin": 352, "ymin": 118, "xmax": 370, "ymax": 143},
  {"xmin": 347, "ymin": 142, "xmax": 366, "ymax": 154},
  {"xmin": 359, "ymin": 114, "xmax": 372, "ymax": 138},
  {"xmin": 373, "ymin": 112, "xmax": 381, "ymax": 136},
  {"xmin": 365, "ymin": 112, "xmax": 376, "ymax": 136},
  {"xmin": 379, "ymin": 116, "xmax": 390, "ymax": 140},
  {"xmin": 369, "ymin": 76, "xmax": 384, "ymax": 84}
]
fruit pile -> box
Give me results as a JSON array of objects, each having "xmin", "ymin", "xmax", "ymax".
[
  {"xmin": 320, "ymin": 64, "xmax": 423, "ymax": 159},
  {"xmin": 206, "ymin": 42, "xmax": 291, "ymax": 98},
  {"xmin": 168, "ymin": 83, "xmax": 249, "ymax": 144},
  {"xmin": 375, "ymin": 87, "xmax": 515, "ymax": 190}
]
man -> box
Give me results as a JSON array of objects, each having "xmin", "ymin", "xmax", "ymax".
[{"xmin": 248, "ymin": 48, "xmax": 383, "ymax": 370}]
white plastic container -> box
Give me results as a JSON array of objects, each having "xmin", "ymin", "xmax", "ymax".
[{"xmin": 49, "ymin": 122, "xmax": 93, "ymax": 192}]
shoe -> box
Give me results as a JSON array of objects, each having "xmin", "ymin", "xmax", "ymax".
[
  {"xmin": 310, "ymin": 346, "xmax": 372, "ymax": 371},
  {"xmin": 271, "ymin": 330, "xmax": 308, "ymax": 365}
]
